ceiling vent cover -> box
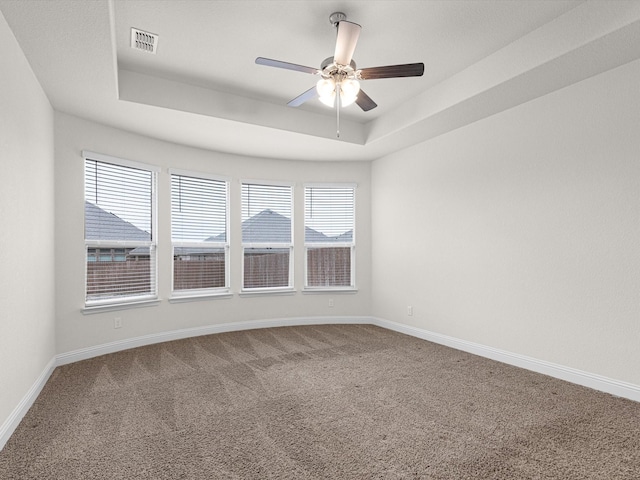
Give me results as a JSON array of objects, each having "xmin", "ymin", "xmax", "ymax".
[{"xmin": 131, "ymin": 28, "xmax": 158, "ymax": 54}]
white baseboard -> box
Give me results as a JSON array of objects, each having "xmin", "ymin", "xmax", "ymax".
[
  {"xmin": 3, "ymin": 315, "xmax": 639, "ymax": 452},
  {"xmin": 0, "ymin": 357, "xmax": 57, "ymax": 451},
  {"xmin": 372, "ymin": 317, "xmax": 640, "ymax": 403},
  {"xmin": 55, "ymin": 316, "xmax": 372, "ymax": 366}
]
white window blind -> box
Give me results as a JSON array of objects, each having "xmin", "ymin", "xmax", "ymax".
[
  {"xmin": 84, "ymin": 157, "xmax": 156, "ymax": 304},
  {"xmin": 304, "ymin": 185, "xmax": 355, "ymax": 288},
  {"xmin": 171, "ymin": 173, "xmax": 228, "ymax": 293},
  {"xmin": 241, "ymin": 183, "xmax": 293, "ymax": 289}
]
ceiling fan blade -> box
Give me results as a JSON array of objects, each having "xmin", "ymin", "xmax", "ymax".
[
  {"xmin": 255, "ymin": 57, "xmax": 319, "ymax": 75},
  {"xmin": 355, "ymin": 89, "xmax": 377, "ymax": 112},
  {"xmin": 287, "ymin": 87, "xmax": 318, "ymax": 107},
  {"xmin": 359, "ymin": 63, "xmax": 425, "ymax": 80},
  {"xmin": 334, "ymin": 20, "xmax": 361, "ymax": 66}
]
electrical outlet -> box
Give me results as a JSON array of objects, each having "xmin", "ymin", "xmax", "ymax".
[
  {"xmin": 328, "ymin": 298, "xmax": 334, "ymax": 308},
  {"xmin": 114, "ymin": 317, "xmax": 122, "ymax": 329},
  {"xmin": 407, "ymin": 306, "xmax": 413, "ymax": 316}
]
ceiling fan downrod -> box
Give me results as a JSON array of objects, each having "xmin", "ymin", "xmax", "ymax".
[{"xmin": 329, "ymin": 11, "xmax": 347, "ymax": 27}]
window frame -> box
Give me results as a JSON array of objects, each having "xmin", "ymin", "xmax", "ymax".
[
  {"xmin": 240, "ymin": 180, "xmax": 295, "ymax": 294},
  {"xmin": 169, "ymin": 169, "xmax": 231, "ymax": 300},
  {"xmin": 82, "ymin": 151, "xmax": 159, "ymax": 311},
  {"xmin": 303, "ymin": 183, "xmax": 357, "ymax": 292}
]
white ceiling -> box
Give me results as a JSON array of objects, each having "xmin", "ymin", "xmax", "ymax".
[{"xmin": 1, "ymin": 0, "xmax": 639, "ymax": 161}]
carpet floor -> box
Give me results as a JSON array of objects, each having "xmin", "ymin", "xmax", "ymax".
[{"xmin": 1, "ymin": 324, "xmax": 639, "ymax": 479}]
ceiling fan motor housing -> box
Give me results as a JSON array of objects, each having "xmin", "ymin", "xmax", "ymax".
[{"xmin": 321, "ymin": 57, "xmax": 357, "ymax": 76}]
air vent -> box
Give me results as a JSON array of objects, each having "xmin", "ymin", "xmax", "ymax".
[{"xmin": 131, "ymin": 28, "xmax": 158, "ymax": 54}]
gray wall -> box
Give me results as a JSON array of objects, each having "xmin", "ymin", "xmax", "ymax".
[
  {"xmin": 0, "ymin": 10, "xmax": 55, "ymax": 432},
  {"xmin": 371, "ymin": 59, "xmax": 640, "ymax": 385}
]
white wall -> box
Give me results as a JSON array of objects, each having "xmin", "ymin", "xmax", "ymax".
[
  {"xmin": 0, "ymin": 10, "xmax": 55, "ymax": 434},
  {"xmin": 371, "ymin": 60, "xmax": 640, "ymax": 385},
  {"xmin": 54, "ymin": 112, "xmax": 371, "ymax": 355}
]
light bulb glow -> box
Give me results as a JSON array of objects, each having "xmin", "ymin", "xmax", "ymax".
[
  {"xmin": 319, "ymin": 91, "xmax": 336, "ymax": 107},
  {"xmin": 316, "ymin": 77, "xmax": 335, "ymax": 95},
  {"xmin": 339, "ymin": 79, "xmax": 360, "ymax": 107},
  {"xmin": 316, "ymin": 76, "xmax": 360, "ymax": 108}
]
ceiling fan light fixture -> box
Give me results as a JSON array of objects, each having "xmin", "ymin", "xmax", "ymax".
[
  {"xmin": 316, "ymin": 77, "xmax": 335, "ymax": 96},
  {"xmin": 319, "ymin": 91, "xmax": 336, "ymax": 108},
  {"xmin": 316, "ymin": 76, "xmax": 360, "ymax": 108},
  {"xmin": 316, "ymin": 77, "xmax": 336, "ymax": 107},
  {"xmin": 339, "ymin": 78, "xmax": 360, "ymax": 107}
]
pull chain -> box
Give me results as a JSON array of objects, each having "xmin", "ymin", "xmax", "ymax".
[{"xmin": 336, "ymin": 82, "xmax": 341, "ymax": 138}]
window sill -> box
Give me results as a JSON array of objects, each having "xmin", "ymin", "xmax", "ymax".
[
  {"xmin": 169, "ymin": 292, "xmax": 233, "ymax": 303},
  {"xmin": 239, "ymin": 288, "xmax": 296, "ymax": 298},
  {"xmin": 302, "ymin": 287, "xmax": 358, "ymax": 294},
  {"xmin": 82, "ymin": 298, "xmax": 161, "ymax": 315}
]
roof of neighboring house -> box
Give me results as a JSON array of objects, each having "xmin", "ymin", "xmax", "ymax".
[
  {"xmin": 242, "ymin": 209, "xmax": 291, "ymax": 243},
  {"xmin": 205, "ymin": 209, "xmax": 352, "ymax": 243},
  {"xmin": 88, "ymin": 204, "xmax": 351, "ymax": 256},
  {"xmin": 329, "ymin": 230, "xmax": 353, "ymax": 243},
  {"xmin": 85, "ymin": 201, "xmax": 150, "ymax": 242}
]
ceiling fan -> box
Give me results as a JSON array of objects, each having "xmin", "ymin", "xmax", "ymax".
[{"xmin": 255, "ymin": 12, "xmax": 424, "ymax": 137}]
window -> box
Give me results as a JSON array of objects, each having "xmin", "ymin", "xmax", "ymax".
[
  {"xmin": 304, "ymin": 185, "xmax": 355, "ymax": 289},
  {"xmin": 241, "ymin": 182, "xmax": 293, "ymax": 291},
  {"xmin": 171, "ymin": 171, "xmax": 229, "ymax": 296},
  {"xmin": 84, "ymin": 152, "xmax": 157, "ymax": 306},
  {"xmin": 87, "ymin": 248, "xmax": 127, "ymax": 262}
]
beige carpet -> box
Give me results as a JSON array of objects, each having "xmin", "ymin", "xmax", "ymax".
[{"xmin": 1, "ymin": 324, "xmax": 639, "ymax": 479}]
